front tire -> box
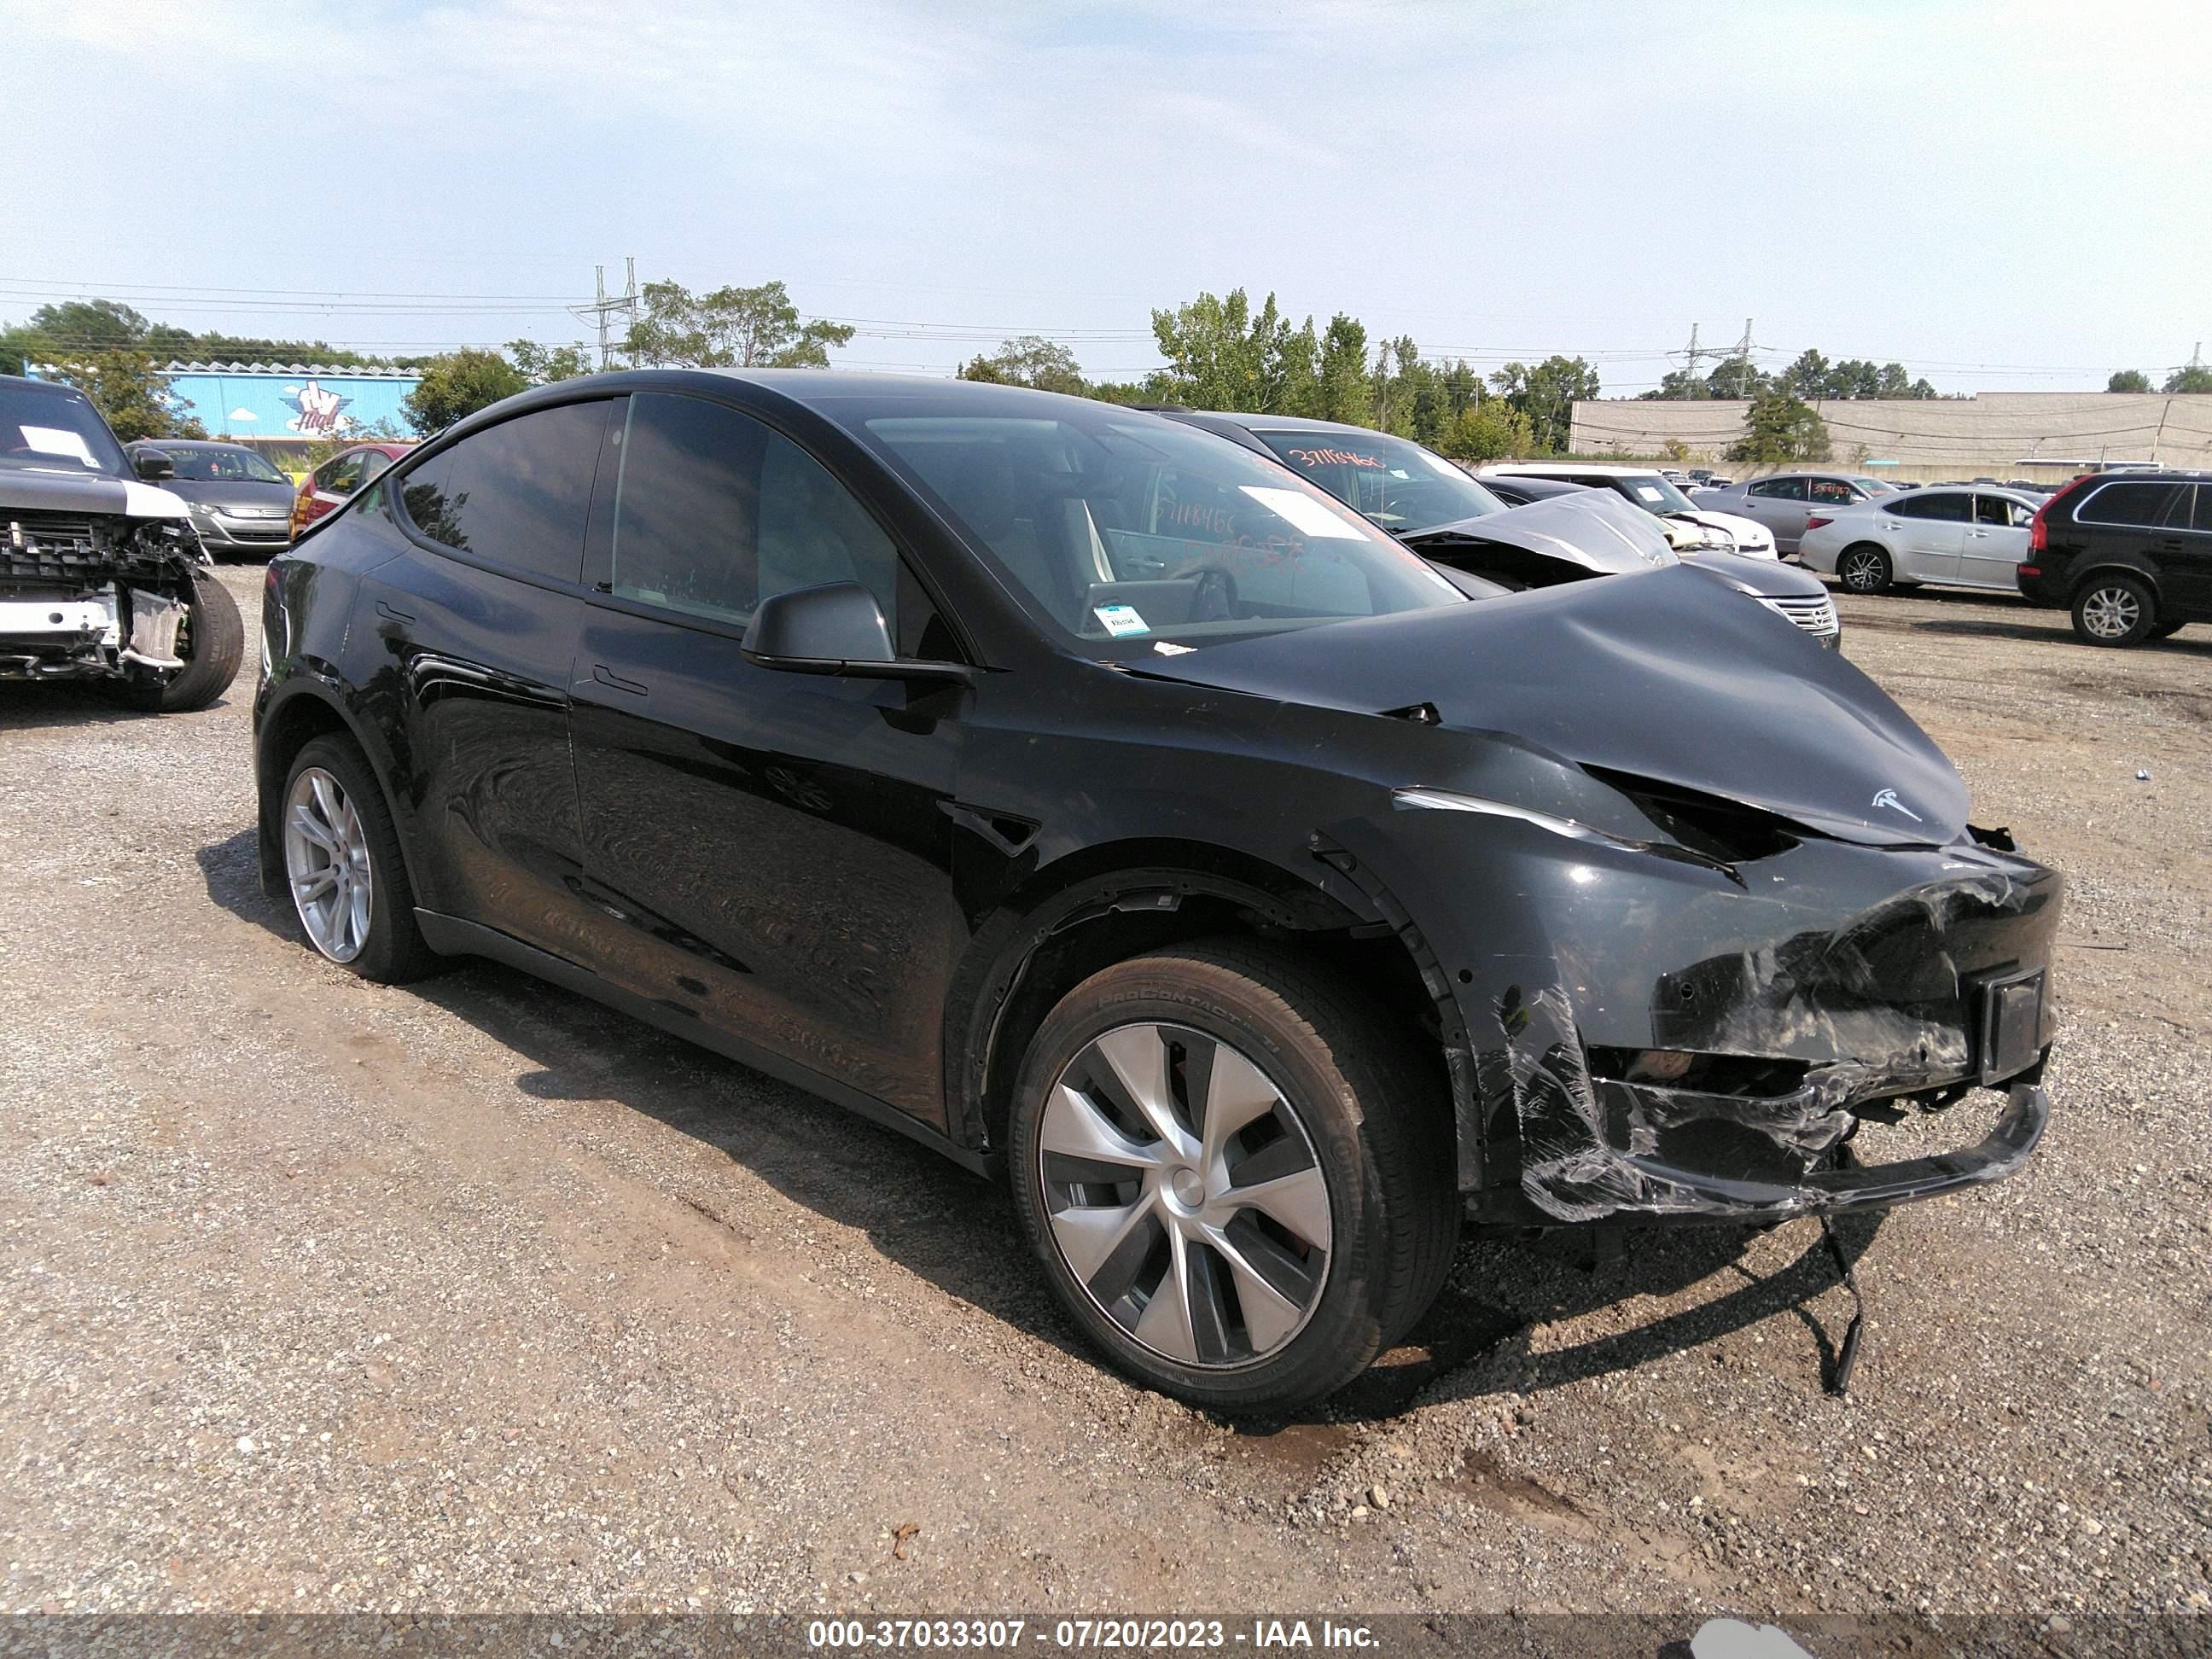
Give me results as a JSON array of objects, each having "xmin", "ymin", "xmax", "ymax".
[
  {"xmin": 1008, "ymin": 940, "xmax": 1456, "ymax": 1412},
  {"xmin": 2071, "ymin": 573, "xmax": 2157, "ymax": 647},
  {"xmin": 114, "ymin": 569, "xmax": 245, "ymax": 713},
  {"xmin": 1836, "ymin": 544, "xmax": 1893, "ymax": 595},
  {"xmin": 280, "ymin": 736, "xmax": 439, "ymax": 982}
]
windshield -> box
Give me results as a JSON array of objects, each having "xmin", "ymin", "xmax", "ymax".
[
  {"xmin": 0, "ymin": 381, "xmax": 128, "ymax": 476},
  {"xmin": 166, "ymin": 445, "xmax": 288, "ymax": 483},
  {"xmin": 1614, "ymin": 473, "xmax": 1701, "ymax": 514},
  {"xmin": 1251, "ymin": 428, "xmax": 1507, "ymax": 533},
  {"xmin": 1850, "ymin": 476, "xmax": 1894, "ymax": 494},
  {"xmin": 862, "ymin": 413, "xmax": 1464, "ymax": 653}
]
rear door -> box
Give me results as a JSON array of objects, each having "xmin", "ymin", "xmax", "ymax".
[
  {"xmin": 1887, "ymin": 489, "xmax": 1970, "ymax": 579},
  {"xmin": 1741, "ymin": 476, "xmax": 1811, "ymax": 546},
  {"xmin": 1961, "ymin": 492, "xmax": 2034, "ymax": 589},
  {"xmin": 566, "ymin": 390, "xmax": 972, "ymax": 1128},
  {"xmin": 355, "ymin": 399, "xmax": 617, "ymax": 954},
  {"xmin": 2162, "ymin": 484, "xmax": 2212, "ymax": 617}
]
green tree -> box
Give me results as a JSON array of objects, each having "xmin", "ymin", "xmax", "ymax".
[
  {"xmin": 1638, "ymin": 368, "xmax": 1713, "ymax": 401},
  {"xmin": 2107, "ymin": 370, "xmax": 2151, "ymax": 393},
  {"xmin": 1432, "ymin": 402, "xmax": 1532, "ymax": 463},
  {"xmin": 624, "ymin": 278, "xmax": 854, "ymax": 369},
  {"xmin": 44, "ymin": 352, "xmax": 205, "ymax": 442},
  {"xmin": 958, "ymin": 335, "xmax": 1088, "ymax": 394},
  {"xmin": 506, "ymin": 339, "xmax": 596, "ymax": 384},
  {"xmin": 403, "ymin": 349, "xmax": 528, "ymax": 434},
  {"xmin": 1778, "ymin": 349, "xmax": 1832, "ymax": 399},
  {"xmin": 2164, "ymin": 364, "xmax": 2212, "ymax": 393},
  {"xmin": 1729, "ymin": 387, "xmax": 1831, "ymax": 463},
  {"xmin": 1314, "ymin": 315, "xmax": 1372, "ymax": 425},
  {"xmin": 1706, "ymin": 356, "xmax": 1767, "ymax": 399},
  {"xmin": 1148, "ymin": 288, "xmax": 1321, "ymax": 414},
  {"xmin": 1489, "ymin": 355, "xmax": 1599, "ymax": 454}
]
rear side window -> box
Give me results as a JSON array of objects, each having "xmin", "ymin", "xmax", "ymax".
[
  {"xmin": 1807, "ymin": 479, "xmax": 1856, "ymax": 504},
  {"xmin": 1749, "ymin": 478, "xmax": 1807, "ymax": 501},
  {"xmin": 2075, "ymin": 480, "xmax": 2183, "ymax": 529},
  {"xmin": 399, "ymin": 402, "xmax": 611, "ymax": 583},
  {"xmin": 1973, "ymin": 494, "xmax": 2033, "ymax": 527},
  {"xmin": 608, "ymin": 392, "xmax": 901, "ymax": 633},
  {"xmin": 1895, "ymin": 491, "xmax": 1970, "ymax": 522},
  {"xmin": 319, "ymin": 451, "xmax": 365, "ymax": 495}
]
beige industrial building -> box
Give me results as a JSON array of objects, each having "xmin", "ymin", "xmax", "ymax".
[{"xmin": 1569, "ymin": 393, "xmax": 2212, "ymax": 482}]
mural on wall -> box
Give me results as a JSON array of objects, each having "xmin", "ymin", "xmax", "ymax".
[{"xmin": 282, "ymin": 379, "xmax": 356, "ymax": 434}]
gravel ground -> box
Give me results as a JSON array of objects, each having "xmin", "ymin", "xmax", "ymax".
[{"xmin": 0, "ymin": 567, "xmax": 2206, "ymax": 1621}]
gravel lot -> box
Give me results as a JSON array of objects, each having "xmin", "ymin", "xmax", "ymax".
[{"xmin": 1, "ymin": 567, "xmax": 2206, "ymax": 1621}]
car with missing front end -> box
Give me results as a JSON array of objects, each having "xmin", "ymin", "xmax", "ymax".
[
  {"xmin": 1151, "ymin": 411, "xmax": 1839, "ymax": 644},
  {"xmin": 1, "ymin": 374, "xmax": 245, "ymax": 712},
  {"xmin": 255, "ymin": 370, "xmax": 2059, "ymax": 1411}
]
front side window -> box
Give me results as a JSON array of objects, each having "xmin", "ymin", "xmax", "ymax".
[
  {"xmin": 1253, "ymin": 428, "xmax": 1506, "ymax": 533},
  {"xmin": 862, "ymin": 412, "xmax": 1461, "ymax": 652},
  {"xmin": 1749, "ymin": 477, "xmax": 1807, "ymax": 502},
  {"xmin": 398, "ymin": 401, "xmax": 610, "ymax": 582},
  {"xmin": 2075, "ymin": 480, "xmax": 2183, "ymax": 529},
  {"xmin": 606, "ymin": 392, "xmax": 903, "ymax": 635},
  {"xmin": 2189, "ymin": 485, "xmax": 2212, "ymax": 533}
]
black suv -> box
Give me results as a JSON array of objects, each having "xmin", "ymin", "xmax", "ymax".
[
  {"xmin": 2017, "ymin": 469, "xmax": 2210, "ymax": 645},
  {"xmin": 255, "ymin": 370, "xmax": 2059, "ymax": 1410}
]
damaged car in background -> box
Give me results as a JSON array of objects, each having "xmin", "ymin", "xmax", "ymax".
[
  {"xmin": 1155, "ymin": 410, "xmax": 1840, "ymax": 644},
  {"xmin": 2, "ymin": 375, "xmax": 245, "ymax": 712},
  {"xmin": 255, "ymin": 371, "xmax": 2057, "ymax": 1411}
]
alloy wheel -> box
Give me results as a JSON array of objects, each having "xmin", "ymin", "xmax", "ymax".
[
  {"xmin": 283, "ymin": 766, "xmax": 374, "ymax": 963},
  {"xmin": 1039, "ymin": 1022, "xmax": 1332, "ymax": 1368},
  {"xmin": 2080, "ymin": 584, "xmax": 2141, "ymax": 640},
  {"xmin": 1838, "ymin": 548, "xmax": 1886, "ymax": 592}
]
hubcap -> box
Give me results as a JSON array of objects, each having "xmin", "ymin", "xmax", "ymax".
[
  {"xmin": 2082, "ymin": 586, "xmax": 2139, "ymax": 639},
  {"xmin": 1039, "ymin": 1022, "xmax": 1332, "ymax": 1369},
  {"xmin": 282, "ymin": 766, "xmax": 373, "ymax": 963}
]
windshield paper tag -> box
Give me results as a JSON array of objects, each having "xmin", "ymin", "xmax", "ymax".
[
  {"xmin": 20, "ymin": 426, "xmax": 96, "ymax": 465},
  {"xmin": 1093, "ymin": 603, "xmax": 1150, "ymax": 637}
]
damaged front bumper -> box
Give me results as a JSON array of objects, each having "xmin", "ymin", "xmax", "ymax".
[
  {"xmin": 1328, "ymin": 807, "xmax": 2064, "ymax": 1228},
  {"xmin": 1, "ymin": 512, "xmax": 206, "ymax": 683}
]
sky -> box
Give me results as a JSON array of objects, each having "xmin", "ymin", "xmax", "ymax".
[{"xmin": 2, "ymin": 0, "xmax": 2207, "ymax": 395}]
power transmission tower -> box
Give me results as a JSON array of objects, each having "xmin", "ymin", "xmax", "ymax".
[{"xmin": 579, "ymin": 258, "xmax": 639, "ymax": 370}]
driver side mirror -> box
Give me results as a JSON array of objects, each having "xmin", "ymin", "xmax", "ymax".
[
  {"xmin": 132, "ymin": 447, "xmax": 176, "ymax": 481},
  {"xmin": 741, "ymin": 582, "xmax": 972, "ymax": 685}
]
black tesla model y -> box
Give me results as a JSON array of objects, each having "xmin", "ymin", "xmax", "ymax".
[{"xmin": 254, "ymin": 372, "xmax": 2059, "ymax": 1409}]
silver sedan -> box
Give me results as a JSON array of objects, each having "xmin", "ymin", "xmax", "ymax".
[
  {"xmin": 1797, "ymin": 486, "xmax": 2041, "ymax": 595},
  {"xmin": 1691, "ymin": 472, "xmax": 1898, "ymax": 554}
]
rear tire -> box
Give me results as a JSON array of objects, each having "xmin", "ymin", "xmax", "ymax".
[
  {"xmin": 280, "ymin": 736, "xmax": 439, "ymax": 983},
  {"xmin": 113, "ymin": 568, "xmax": 245, "ymax": 713},
  {"xmin": 2071, "ymin": 573, "xmax": 2157, "ymax": 647},
  {"xmin": 1836, "ymin": 544, "xmax": 1893, "ymax": 595},
  {"xmin": 1008, "ymin": 939, "xmax": 1457, "ymax": 1412}
]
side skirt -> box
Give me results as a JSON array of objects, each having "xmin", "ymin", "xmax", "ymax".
[{"xmin": 413, "ymin": 909, "xmax": 992, "ymax": 1180}]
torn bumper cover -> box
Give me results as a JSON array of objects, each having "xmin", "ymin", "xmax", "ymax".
[{"xmin": 1328, "ymin": 812, "xmax": 2063, "ymax": 1227}]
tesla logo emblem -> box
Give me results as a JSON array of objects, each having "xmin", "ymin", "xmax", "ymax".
[{"xmin": 1872, "ymin": 788, "xmax": 1923, "ymax": 822}]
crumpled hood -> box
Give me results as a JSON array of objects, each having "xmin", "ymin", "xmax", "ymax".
[
  {"xmin": 0, "ymin": 466, "xmax": 189, "ymax": 520},
  {"xmin": 1130, "ymin": 563, "xmax": 1967, "ymax": 846},
  {"xmin": 1404, "ymin": 489, "xmax": 1677, "ymax": 574}
]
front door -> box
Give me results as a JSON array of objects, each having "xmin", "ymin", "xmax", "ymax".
[
  {"xmin": 1960, "ymin": 492, "xmax": 2034, "ymax": 589},
  {"xmin": 566, "ymin": 390, "xmax": 972, "ymax": 1128}
]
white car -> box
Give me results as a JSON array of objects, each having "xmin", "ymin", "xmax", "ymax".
[
  {"xmin": 1797, "ymin": 486, "xmax": 2041, "ymax": 595},
  {"xmin": 1481, "ymin": 462, "xmax": 1778, "ymax": 558}
]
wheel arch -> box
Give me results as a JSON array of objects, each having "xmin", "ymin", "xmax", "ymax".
[
  {"xmin": 2067, "ymin": 558, "xmax": 2165, "ymax": 609},
  {"xmin": 946, "ymin": 837, "xmax": 1461, "ymax": 1173},
  {"xmin": 254, "ymin": 678, "xmax": 427, "ymax": 908}
]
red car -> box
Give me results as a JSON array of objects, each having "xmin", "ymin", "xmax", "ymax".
[{"xmin": 289, "ymin": 440, "xmax": 413, "ymax": 538}]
